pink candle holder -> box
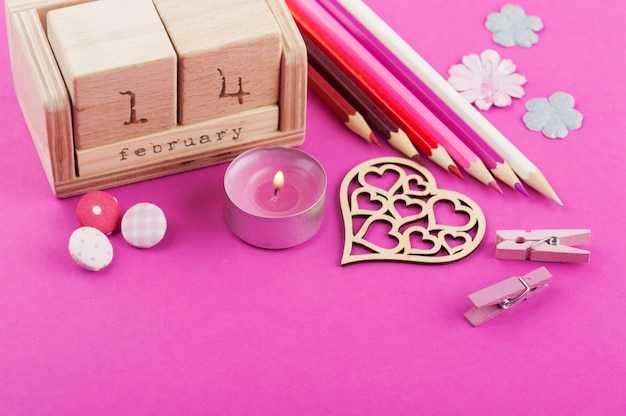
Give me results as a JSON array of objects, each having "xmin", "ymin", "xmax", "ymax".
[{"xmin": 224, "ymin": 147, "xmax": 327, "ymax": 249}]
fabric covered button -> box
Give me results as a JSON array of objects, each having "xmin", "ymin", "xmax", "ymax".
[
  {"xmin": 121, "ymin": 202, "xmax": 167, "ymax": 248},
  {"xmin": 76, "ymin": 191, "xmax": 122, "ymax": 235},
  {"xmin": 68, "ymin": 226, "xmax": 114, "ymax": 271}
]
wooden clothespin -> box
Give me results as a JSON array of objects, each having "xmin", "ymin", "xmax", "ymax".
[
  {"xmin": 464, "ymin": 267, "xmax": 552, "ymax": 327},
  {"xmin": 495, "ymin": 229, "xmax": 590, "ymax": 263}
]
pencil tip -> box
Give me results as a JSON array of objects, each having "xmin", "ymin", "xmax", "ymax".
[
  {"xmin": 411, "ymin": 154, "xmax": 426, "ymax": 166},
  {"xmin": 489, "ymin": 181, "xmax": 503, "ymax": 193},
  {"xmin": 515, "ymin": 182, "xmax": 530, "ymax": 197},
  {"xmin": 449, "ymin": 164, "xmax": 464, "ymax": 179},
  {"xmin": 522, "ymin": 170, "xmax": 562, "ymax": 205},
  {"xmin": 370, "ymin": 132, "xmax": 382, "ymax": 147}
]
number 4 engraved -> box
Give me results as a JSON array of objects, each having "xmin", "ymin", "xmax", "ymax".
[
  {"xmin": 120, "ymin": 91, "xmax": 148, "ymax": 125},
  {"xmin": 218, "ymin": 69, "xmax": 250, "ymax": 104}
]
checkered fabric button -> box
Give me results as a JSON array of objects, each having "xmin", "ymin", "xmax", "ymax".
[{"xmin": 121, "ymin": 203, "xmax": 167, "ymax": 248}]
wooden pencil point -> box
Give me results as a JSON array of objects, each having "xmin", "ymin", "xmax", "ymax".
[
  {"xmin": 491, "ymin": 162, "xmax": 524, "ymax": 192},
  {"xmin": 411, "ymin": 153, "xmax": 426, "ymax": 166},
  {"xmin": 515, "ymin": 182, "xmax": 530, "ymax": 197},
  {"xmin": 426, "ymin": 144, "xmax": 461, "ymax": 176},
  {"xmin": 489, "ymin": 181, "xmax": 503, "ymax": 193},
  {"xmin": 465, "ymin": 159, "xmax": 498, "ymax": 188},
  {"xmin": 370, "ymin": 132, "xmax": 382, "ymax": 147},
  {"xmin": 524, "ymin": 170, "xmax": 563, "ymax": 205},
  {"xmin": 346, "ymin": 112, "xmax": 376, "ymax": 143},
  {"xmin": 449, "ymin": 164, "xmax": 464, "ymax": 179},
  {"xmin": 551, "ymin": 192, "xmax": 564, "ymax": 206},
  {"xmin": 387, "ymin": 130, "xmax": 420, "ymax": 161}
]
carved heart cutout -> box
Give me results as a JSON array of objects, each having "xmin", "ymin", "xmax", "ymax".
[
  {"xmin": 361, "ymin": 164, "xmax": 404, "ymax": 194},
  {"xmin": 430, "ymin": 197, "xmax": 473, "ymax": 228},
  {"xmin": 352, "ymin": 189, "xmax": 387, "ymax": 214},
  {"xmin": 359, "ymin": 220, "xmax": 402, "ymax": 252},
  {"xmin": 405, "ymin": 173, "xmax": 433, "ymax": 195},
  {"xmin": 340, "ymin": 157, "xmax": 486, "ymax": 265},
  {"xmin": 391, "ymin": 195, "xmax": 426, "ymax": 221}
]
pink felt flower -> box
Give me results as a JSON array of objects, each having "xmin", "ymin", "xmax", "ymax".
[{"xmin": 447, "ymin": 49, "xmax": 526, "ymax": 110}]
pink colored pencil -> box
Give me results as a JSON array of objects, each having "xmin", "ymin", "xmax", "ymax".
[{"xmin": 289, "ymin": 0, "xmax": 499, "ymax": 190}]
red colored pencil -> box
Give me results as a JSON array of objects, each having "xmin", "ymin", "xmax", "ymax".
[
  {"xmin": 308, "ymin": 64, "xmax": 379, "ymax": 146},
  {"xmin": 286, "ymin": 0, "xmax": 463, "ymax": 179}
]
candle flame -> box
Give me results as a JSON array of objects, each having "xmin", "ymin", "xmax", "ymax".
[{"xmin": 273, "ymin": 170, "xmax": 285, "ymax": 189}]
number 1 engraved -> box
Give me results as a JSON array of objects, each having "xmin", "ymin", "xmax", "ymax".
[
  {"xmin": 218, "ymin": 69, "xmax": 250, "ymax": 104},
  {"xmin": 120, "ymin": 91, "xmax": 148, "ymax": 125}
]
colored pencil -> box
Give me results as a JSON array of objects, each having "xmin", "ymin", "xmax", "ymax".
[
  {"xmin": 325, "ymin": 0, "xmax": 562, "ymax": 205},
  {"xmin": 285, "ymin": 0, "xmax": 463, "ymax": 179},
  {"xmin": 307, "ymin": 63, "xmax": 379, "ymax": 146},
  {"xmin": 318, "ymin": 0, "xmax": 525, "ymax": 195},
  {"xmin": 303, "ymin": 33, "xmax": 423, "ymax": 164}
]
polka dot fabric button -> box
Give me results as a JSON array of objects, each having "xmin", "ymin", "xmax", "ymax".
[
  {"xmin": 121, "ymin": 203, "xmax": 167, "ymax": 248},
  {"xmin": 68, "ymin": 226, "xmax": 114, "ymax": 271},
  {"xmin": 76, "ymin": 191, "xmax": 122, "ymax": 235}
]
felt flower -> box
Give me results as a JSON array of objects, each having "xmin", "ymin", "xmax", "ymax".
[
  {"xmin": 485, "ymin": 4, "xmax": 544, "ymax": 48},
  {"xmin": 523, "ymin": 92, "xmax": 583, "ymax": 139},
  {"xmin": 447, "ymin": 49, "xmax": 526, "ymax": 110}
]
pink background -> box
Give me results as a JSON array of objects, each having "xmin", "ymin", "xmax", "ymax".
[{"xmin": 1, "ymin": 0, "xmax": 625, "ymax": 414}]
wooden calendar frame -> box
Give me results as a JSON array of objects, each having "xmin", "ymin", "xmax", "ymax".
[{"xmin": 5, "ymin": 0, "xmax": 307, "ymax": 197}]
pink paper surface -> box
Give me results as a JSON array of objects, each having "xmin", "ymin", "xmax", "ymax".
[{"xmin": 1, "ymin": 0, "xmax": 624, "ymax": 414}]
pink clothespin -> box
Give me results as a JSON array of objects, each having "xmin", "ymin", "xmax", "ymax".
[
  {"xmin": 464, "ymin": 266, "xmax": 552, "ymax": 327},
  {"xmin": 495, "ymin": 229, "xmax": 590, "ymax": 263}
]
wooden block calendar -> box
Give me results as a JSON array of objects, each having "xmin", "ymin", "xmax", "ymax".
[{"xmin": 5, "ymin": 0, "xmax": 307, "ymax": 197}]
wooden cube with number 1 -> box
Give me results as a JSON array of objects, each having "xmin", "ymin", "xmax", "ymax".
[{"xmin": 46, "ymin": 0, "xmax": 177, "ymax": 149}]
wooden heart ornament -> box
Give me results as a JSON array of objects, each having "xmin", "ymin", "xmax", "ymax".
[{"xmin": 340, "ymin": 157, "xmax": 486, "ymax": 265}]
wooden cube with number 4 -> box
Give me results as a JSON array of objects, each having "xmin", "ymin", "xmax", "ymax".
[{"xmin": 153, "ymin": 0, "xmax": 283, "ymax": 125}]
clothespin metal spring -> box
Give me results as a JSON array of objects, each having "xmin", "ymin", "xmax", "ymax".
[
  {"xmin": 499, "ymin": 277, "xmax": 530, "ymax": 310},
  {"xmin": 525, "ymin": 236, "xmax": 560, "ymax": 260}
]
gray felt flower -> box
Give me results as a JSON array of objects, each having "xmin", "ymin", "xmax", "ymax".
[
  {"xmin": 523, "ymin": 92, "xmax": 583, "ymax": 139},
  {"xmin": 486, "ymin": 4, "xmax": 543, "ymax": 48}
]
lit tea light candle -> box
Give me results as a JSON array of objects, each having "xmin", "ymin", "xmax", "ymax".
[
  {"xmin": 273, "ymin": 170, "xmax": 284, "ymax": 196},
  {"xmin": 224, "ymin": 147, "xmax": 327, "ymax": 249}
]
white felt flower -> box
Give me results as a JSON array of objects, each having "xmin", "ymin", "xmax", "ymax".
[
  {"xmin": 485, "ymin": 4, "xmax": 543, "ymax": 48},
  {"xmin": 447, "ymin": 49, "xmax": 526, "ymax": 110},
  {"xmin": 523, "ymin": 92, "xmax": 583, "ymax": 139}
]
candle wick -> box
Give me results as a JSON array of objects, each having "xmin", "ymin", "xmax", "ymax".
[{"xmin": 274, "ymin": 186, "xmax": 281, "ymax": 196}]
